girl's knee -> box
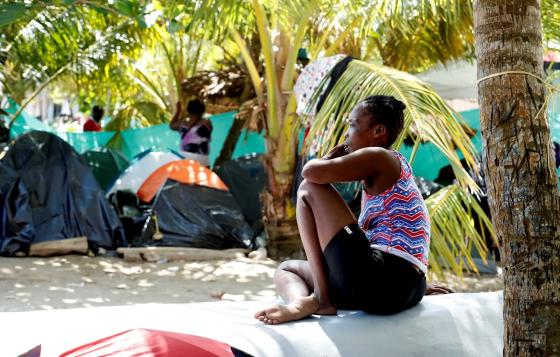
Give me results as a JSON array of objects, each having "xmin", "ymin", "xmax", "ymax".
[
  {"xmin": 297, "ymin": 180, "xmax": 323, "ymax": 201},
  {"xmin": 276, "ymin": 260, "xmax": 296, "ymax": 273},
  {"xmin": 297, "ymin": 180, "xmax": 310, "ymax": 201},
  {"xmin": 274, "ymin": 261, "xmax": 295, "ymax": 284},
  {"xmin": 275, "ymin": 260, "xmax": 305, "ymax": 278}
]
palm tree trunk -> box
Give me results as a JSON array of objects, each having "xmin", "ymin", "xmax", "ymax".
[
  {"xmin": 474, "ymin": 1, "xmax": 560, "ymax": 355},
  {"xmin": 261, "ymin": 93, "xmax": 303, "ymax": 259},
  {"xmin": 261, "ymin": 145, "xmax": 303, "ymax": 260}
]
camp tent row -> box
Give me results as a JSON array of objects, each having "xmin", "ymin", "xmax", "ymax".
[{"xmin": 0, "ymin": 131, "xmax": 257, "ymax": 256}]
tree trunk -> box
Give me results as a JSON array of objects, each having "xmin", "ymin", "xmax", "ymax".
[
  {"xmin": 262, "ymin": 140, "xmax": 303, "ymax": 260},
  {"xmin": 474, "ymin": 1, "xmax": 560, "ymax": 355},
  {"xmin": 214, "ymin": 116, "xmax": 245, "ymax": 167}
]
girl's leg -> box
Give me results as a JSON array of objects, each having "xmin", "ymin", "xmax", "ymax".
[{"xmin": 254, "ymin": 180, "xmax": 357, "ymax": 324}]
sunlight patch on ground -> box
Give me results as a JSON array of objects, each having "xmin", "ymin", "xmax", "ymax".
[{"xmin": 0, "ymin": 255, "xmax": 502, "ymax": 312}]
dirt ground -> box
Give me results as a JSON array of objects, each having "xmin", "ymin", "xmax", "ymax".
[{"xmin": 0, "ymin": 254, "xmax": 503, "ymax": 312}]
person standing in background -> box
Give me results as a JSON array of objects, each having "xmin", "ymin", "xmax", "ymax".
[
  {"xmin": 83, "ymin": 106, "xmax": 104, "ymax": 132},
  {"xmin": 170, "ymin": 99, "xmax": 212, "ymax": 166}
]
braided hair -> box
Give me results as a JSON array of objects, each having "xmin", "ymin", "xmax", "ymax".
[{"xmin": 360, "ymin": 95, "xmax": 406, "ymax": 148}]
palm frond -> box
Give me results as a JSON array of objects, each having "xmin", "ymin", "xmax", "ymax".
[
  {"xmin": 426, "ymin": 184, "xmax": 496, "ymax": 278},
  {"xmin": 2, "ymin": 3, "xmax": 149, "ymax": 102},
  {"xmin": 230, "ymin": 27, "xmax": 261, "ymax": 94},
  {"xmin": 252, "ymin": 0, "xmax": 281, "ymax": 137},
  {"xmin": 105, "ymin": 100, "xmax": 168, "ymax": 131},
  {"xmin": 130, "ymin": 65, "xmax": 170, "ymax": 110},
  {"xmin": 365, "ymin": 0, "xmax": 474, "ymax": 72},
  {"xmin": 186, "ymin": 0, "xmax": 255, "ymax": 42},
  {"xmin": 305, "ymin": 60, "xmax": 481, "ymax": 194},
  {"xmin": 542, "ymin": 0, "xmax": 560, "ymax": 48}
]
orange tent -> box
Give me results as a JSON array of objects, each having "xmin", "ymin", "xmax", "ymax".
[{"xmin": 137, "ymin": 159, "xmax": 228, "ymax": 202}]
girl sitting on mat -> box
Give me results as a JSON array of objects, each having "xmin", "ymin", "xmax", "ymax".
[{"xmin": 255, "ymin": 95, "xmax": 452, "ymax": 325}]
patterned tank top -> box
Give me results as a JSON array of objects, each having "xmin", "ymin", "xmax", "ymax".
[
  {"xmin": 180, "ymin": 121, "xmax": 212, "ymax": 155},
  {"xmin": 358, "ymin": 151, "xmax": 430, "ymax": 273}
]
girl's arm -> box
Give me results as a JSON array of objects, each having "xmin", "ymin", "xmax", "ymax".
[
  {"xmin": 169, "ymin": 102, "xmax": 184, "ymax": 131},
  {"xmin": 302, "ymin": 147, "xmax": 399, "ymax": 184}
]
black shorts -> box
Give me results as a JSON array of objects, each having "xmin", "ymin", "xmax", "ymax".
[{"xmin": 323, "ymin": 223, "xmax": 427, "ymax": 315}]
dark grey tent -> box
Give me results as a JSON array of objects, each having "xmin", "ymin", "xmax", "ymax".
[
  {"xmin": 0, "ymin": 163, "xmax": 34, "ymax": 255},
  {"xmin": 0, "ymin": 131, "xmax": 126, "ymax": 253},
  {"xmin": 136, "ymin": 180, "xmax": 254, "ymax": 250},
  {"xmin": 214, "ymin": 154, "xmax": 266, "ymax": 229}
]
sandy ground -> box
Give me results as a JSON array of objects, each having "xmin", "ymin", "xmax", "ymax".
[{"xmin": 0, "ymin": 255, "xmax": 503, "ymax": 312}]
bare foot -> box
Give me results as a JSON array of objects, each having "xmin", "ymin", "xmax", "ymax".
[{"xmin": 254, "ymin": 295, "xmax": 324, "ymax": 325}]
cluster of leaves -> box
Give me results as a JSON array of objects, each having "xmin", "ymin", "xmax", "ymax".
[
  {"xmin": 0, "ymin": 0, "xmax": 152, "ymax": 117},
  {"xmin": 543, "ymin": 0, "xmax": 560, "ymax": 50}
]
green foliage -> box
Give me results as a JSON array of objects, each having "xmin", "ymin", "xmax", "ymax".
[
  {"xmin": 3, "ymin": 0, "xmax": 541, "ymax": 276},
  {"xmin": 373, "ymin": 0, "xmax": 475, "ymax": 72},
  {"xmin": 542, "ymin": 0, "xmax": 560, "ymax": 50},
  {"xmin": 0, "ymin": 3, "xmax": 29, "ymax": 27},
  {"xmin": 105, "ymin": 101, "xmax": 168, "ymax": 131},
  {"xmin": 0, "ymin": 1, "xmax": 150, "ymax": 115}
]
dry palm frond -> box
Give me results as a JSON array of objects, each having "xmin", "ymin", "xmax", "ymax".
[{"xmin": 181, "ymin": 67, "xmax": 247, "ymax": 100}]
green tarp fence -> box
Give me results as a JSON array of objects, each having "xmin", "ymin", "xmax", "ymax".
[
  {"xmin": 2, "ymin": 98, "xmax": 558, "ymax": 179},
  {"xmin": 1, "ymin": 99, "xmax": 265, "ymax": 167}
]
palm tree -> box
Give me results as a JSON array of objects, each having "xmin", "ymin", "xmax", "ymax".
[{"xmin": 474, "ymin": 0, "xmax": 560, "ymax": 354}]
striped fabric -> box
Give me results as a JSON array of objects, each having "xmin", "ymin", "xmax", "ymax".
[{"xmin": 358, "ymin": 151, "xmax": 430, "ymax": 273}]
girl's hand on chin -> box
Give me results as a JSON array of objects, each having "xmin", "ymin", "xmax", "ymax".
[{"xmin": 323, "ymin": 144, "xmax": 349, "ymax": 160}]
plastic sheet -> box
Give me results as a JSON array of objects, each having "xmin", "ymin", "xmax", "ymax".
[
  {"xmin": 108, "ymin": 190, "xmax": 151, "ymax": 245},
  {"xmin": 137, "ymin": 180, "xmax": 254, "ymax": 249},
  {"xmin": 0, "ymin": 163, "xmax": 34, "ymax": 255},
  {"xmin": 1, "ymin": 131, "xmax": 126, "ymax": 252}
]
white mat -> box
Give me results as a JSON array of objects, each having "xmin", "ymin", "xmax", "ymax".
[{"xmin": 0, "ymin": 292, "xmax": 503, "ymax": 357}]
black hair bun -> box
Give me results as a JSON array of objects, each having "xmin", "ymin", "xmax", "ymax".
[
  {"xmin": 187, "ymin": 99, "xmax": 206, "ymax": 116},
  {"xmin": 392, "ymin": 99, "xmax": 406, "ymax": 111}
]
